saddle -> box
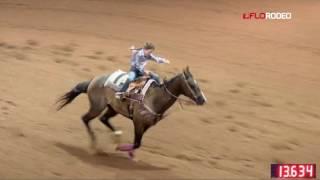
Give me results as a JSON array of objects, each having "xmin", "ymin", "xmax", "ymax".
[{"xmin": 104, "ymin": 70, "xmax": 155, "ymax": 101}]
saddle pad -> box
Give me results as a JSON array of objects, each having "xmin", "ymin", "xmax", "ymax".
[{"xmin": 103, "ymin": 70, "xmax": 128, "ymax": 91}]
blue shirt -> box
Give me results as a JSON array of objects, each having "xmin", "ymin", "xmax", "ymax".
[{"xmin": 130, "ymin": 49, "xmax": 166, "ymax": 72}]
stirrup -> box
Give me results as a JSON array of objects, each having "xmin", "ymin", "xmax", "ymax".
[{"xmin": 115, "ymin": 92, "xmax": 124, "ymax": 99}]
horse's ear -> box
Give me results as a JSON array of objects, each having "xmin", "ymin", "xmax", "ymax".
[
  {"xmin": 186, "ymin": 66, "xmax": 190, "ymax": 73},
  {"xmin": 182, "ymin": 67, "xmax": 186, "ymax": 74},
  {"xmin": 184, "ymin": 66, "xmax": 192, "ymax": 77},
  {"xmin": 184, "ymin": 66, "xmax": 191, "ymax": 74}
]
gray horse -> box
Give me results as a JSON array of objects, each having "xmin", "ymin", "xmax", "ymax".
[{"xmin": 56, "ymin": 66, "xmax": 206, "ymax": 158}]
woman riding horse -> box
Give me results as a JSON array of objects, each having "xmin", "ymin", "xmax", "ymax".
[
  {"xmin": 115, "ymin": 42, "xmax": 170, "ymax": 99},
  {"xmin": 57, "ymin": 64, "xmax": 206, "ymax": 159}
]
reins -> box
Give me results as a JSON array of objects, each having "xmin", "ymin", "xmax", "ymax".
[
  {"xmin": 125, "ymin": 74, "xmax": 197, "ymax": 119},
  {"xmin": 162, "ymin": 73, "xmax": 197, "ymax": 106}
]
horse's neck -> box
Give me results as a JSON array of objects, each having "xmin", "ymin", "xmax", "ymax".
[{"xmin": 145, "ymin": 74, "xmax": 183, "ymax": 114}]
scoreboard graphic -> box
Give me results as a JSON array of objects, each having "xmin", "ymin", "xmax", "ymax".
[{"xmin": 271, "ymin": 164, "xmax": 316, "ymax": 178}]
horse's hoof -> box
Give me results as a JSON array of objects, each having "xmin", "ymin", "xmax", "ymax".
[
  {"xmin": 128, "ymin": 151, "xmax": 135, "ymax": 159},
  {"xmin": 114, "ymin": 130, "xmax": 123, "ymax": 136},
  {"xmin": 88, "ymin": 148, "xmax": 98, "ymax": 155},
  {"xmin": 88, "ymin": 142, "xmax": 100, "ymax": 155},
  {"xmin": 112, "ymin": 130, "xmax": 123, "ymax": 144}
]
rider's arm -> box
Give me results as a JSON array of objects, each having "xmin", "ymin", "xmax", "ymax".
[
  {"xmin": 149, "ymin": 54, "xmax": 169, "ymax": 64},
  {"xmin": 130, "ymin": 46, "xmax": 140, "ymax": 55}
]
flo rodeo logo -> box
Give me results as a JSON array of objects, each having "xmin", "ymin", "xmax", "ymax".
[{"xmin": 242, "ymin": 12, "xmax": 292, "ymax": 20}]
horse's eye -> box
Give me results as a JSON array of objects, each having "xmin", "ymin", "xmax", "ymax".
[{"xmin": 190, "ymin": 83, "xmax": 195, "ymax": 89}]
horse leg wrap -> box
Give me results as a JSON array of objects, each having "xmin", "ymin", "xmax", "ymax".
[
  {"xmin": 128, "ymin": 150, "xmax": 135, "ymax": 159},
  {"xmin": 116, "ymin": 144, "xmax": 134, "ymax": 151}
]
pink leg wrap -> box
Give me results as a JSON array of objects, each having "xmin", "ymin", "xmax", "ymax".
[{"xmin": 116, "ymin": 144, "xmax": 134, "ymax": 151}]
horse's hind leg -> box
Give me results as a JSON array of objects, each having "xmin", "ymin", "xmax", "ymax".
[
  {"xmin": 99, "ymin": 105, "xmax": 118, "ymax": 132},
  {"xmin": 82, "ymin": 76, "xmax": 108, "ymax": 152},
  {"xmin": 82, "ymin": 106, "xmax": 104, "ymax": 151},
  {"xmin": 99, "ymin": 105, "xmax": 122, "ymax": 144}
]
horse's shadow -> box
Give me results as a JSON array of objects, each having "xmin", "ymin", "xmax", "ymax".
[{"xmin": 55, "ymin": 142, "xmax": 169, "ymax": 171}]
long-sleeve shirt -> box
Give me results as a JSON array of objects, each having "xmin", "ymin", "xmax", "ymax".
[{"xmin": 130, "ymin": 49, "xmax": 166, "ymax": 72}]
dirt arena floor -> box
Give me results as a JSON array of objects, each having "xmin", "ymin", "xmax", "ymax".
[{"xmin": 0, "ymin": 0, "xmax": 319, "ymax": 179}]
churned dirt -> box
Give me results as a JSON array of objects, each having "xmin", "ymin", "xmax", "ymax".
[{"xmin": 0, "ymin": 0, "xmax": 319, "ymax": 179}]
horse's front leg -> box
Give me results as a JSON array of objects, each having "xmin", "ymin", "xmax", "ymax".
[{"xmin": 116, "ymin": 120, "xmax": 150, "ymax": 159}]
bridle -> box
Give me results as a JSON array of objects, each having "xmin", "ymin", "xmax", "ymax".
[
  {"xmin": 163, "ymin": 73, "xmax": 199, "ymax": 104},
  {"xmin": 133, "ymin": 73, "xmax": 205, "ymax": 120}
]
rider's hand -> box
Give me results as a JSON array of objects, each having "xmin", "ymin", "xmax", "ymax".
[
  {"xmin": 129, "ymin": 45, "xmax": 135, "ymax": 50},
  {"xmin": 164, "ymin": 59, "xmax": 170, "ymax": 64},
  {"xmin": 144, "ymin": 70, "xmax": 150, "ymax": 75}
]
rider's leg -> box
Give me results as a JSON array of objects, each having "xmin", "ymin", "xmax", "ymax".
[
  {"xmin": 148, "ymin": 72, "xmax": 161, "ymax": 84},
  {"xmin": 118, "ymin": 71, "xmax": 137, "ymax": 92}
]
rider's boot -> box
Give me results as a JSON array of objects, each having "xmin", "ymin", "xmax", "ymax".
[
  {"xmin": 149, "ymin": 72, "xmax": 161, "ymax": 84},
  {"xmin": 115, "ymin": 79, "xmax": 130, "ymax": 99}
]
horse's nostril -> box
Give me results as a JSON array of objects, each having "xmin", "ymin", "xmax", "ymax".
[
  {"xmin": 201, "ymin": 99, "xmax": 206, "ymax": 105},
  {"xmin": 196, "ymin": 97, "xmax": 205, "ymax": 105}
]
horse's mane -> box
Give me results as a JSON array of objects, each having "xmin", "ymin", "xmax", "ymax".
[{"xmin": 162, "ymin": 73, "xmax": 183, "ymax": 86}]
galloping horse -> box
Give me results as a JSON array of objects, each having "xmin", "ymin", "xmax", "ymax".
[{"xmin": 56, "ymin": 66, "xmax": 207, "ymax": 158}]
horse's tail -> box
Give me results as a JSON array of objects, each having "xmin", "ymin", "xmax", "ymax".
[{"xmin": 56, "ymin": 80, "xmax": 91, "ymax": 111}]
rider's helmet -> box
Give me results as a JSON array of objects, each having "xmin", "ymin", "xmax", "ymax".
[{"xmin": 143, "ymin": 42, "xmax": 155, "ymax": 50}]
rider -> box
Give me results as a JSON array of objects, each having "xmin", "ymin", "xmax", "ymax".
[{"xmin": 115, "ymin": 42, "xmax": 170, "ymax": 98}]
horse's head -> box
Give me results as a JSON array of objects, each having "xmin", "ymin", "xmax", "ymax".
[{"xmin": 180, "ymin": 66, "xmax": 207, "ymax": 105}]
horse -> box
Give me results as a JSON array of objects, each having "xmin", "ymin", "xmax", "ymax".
[{"xmin": 56, "ymin": 66, "xmax": 207, "ymax": 158}]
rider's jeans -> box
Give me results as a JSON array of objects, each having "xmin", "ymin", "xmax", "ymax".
[
  {"xmin": 119, "ymin": 67, "xmax": 160, "ymax": 92},
  {"xmin": 119, "ymin": 67, "xmax": 142, "ymax": 92}
]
